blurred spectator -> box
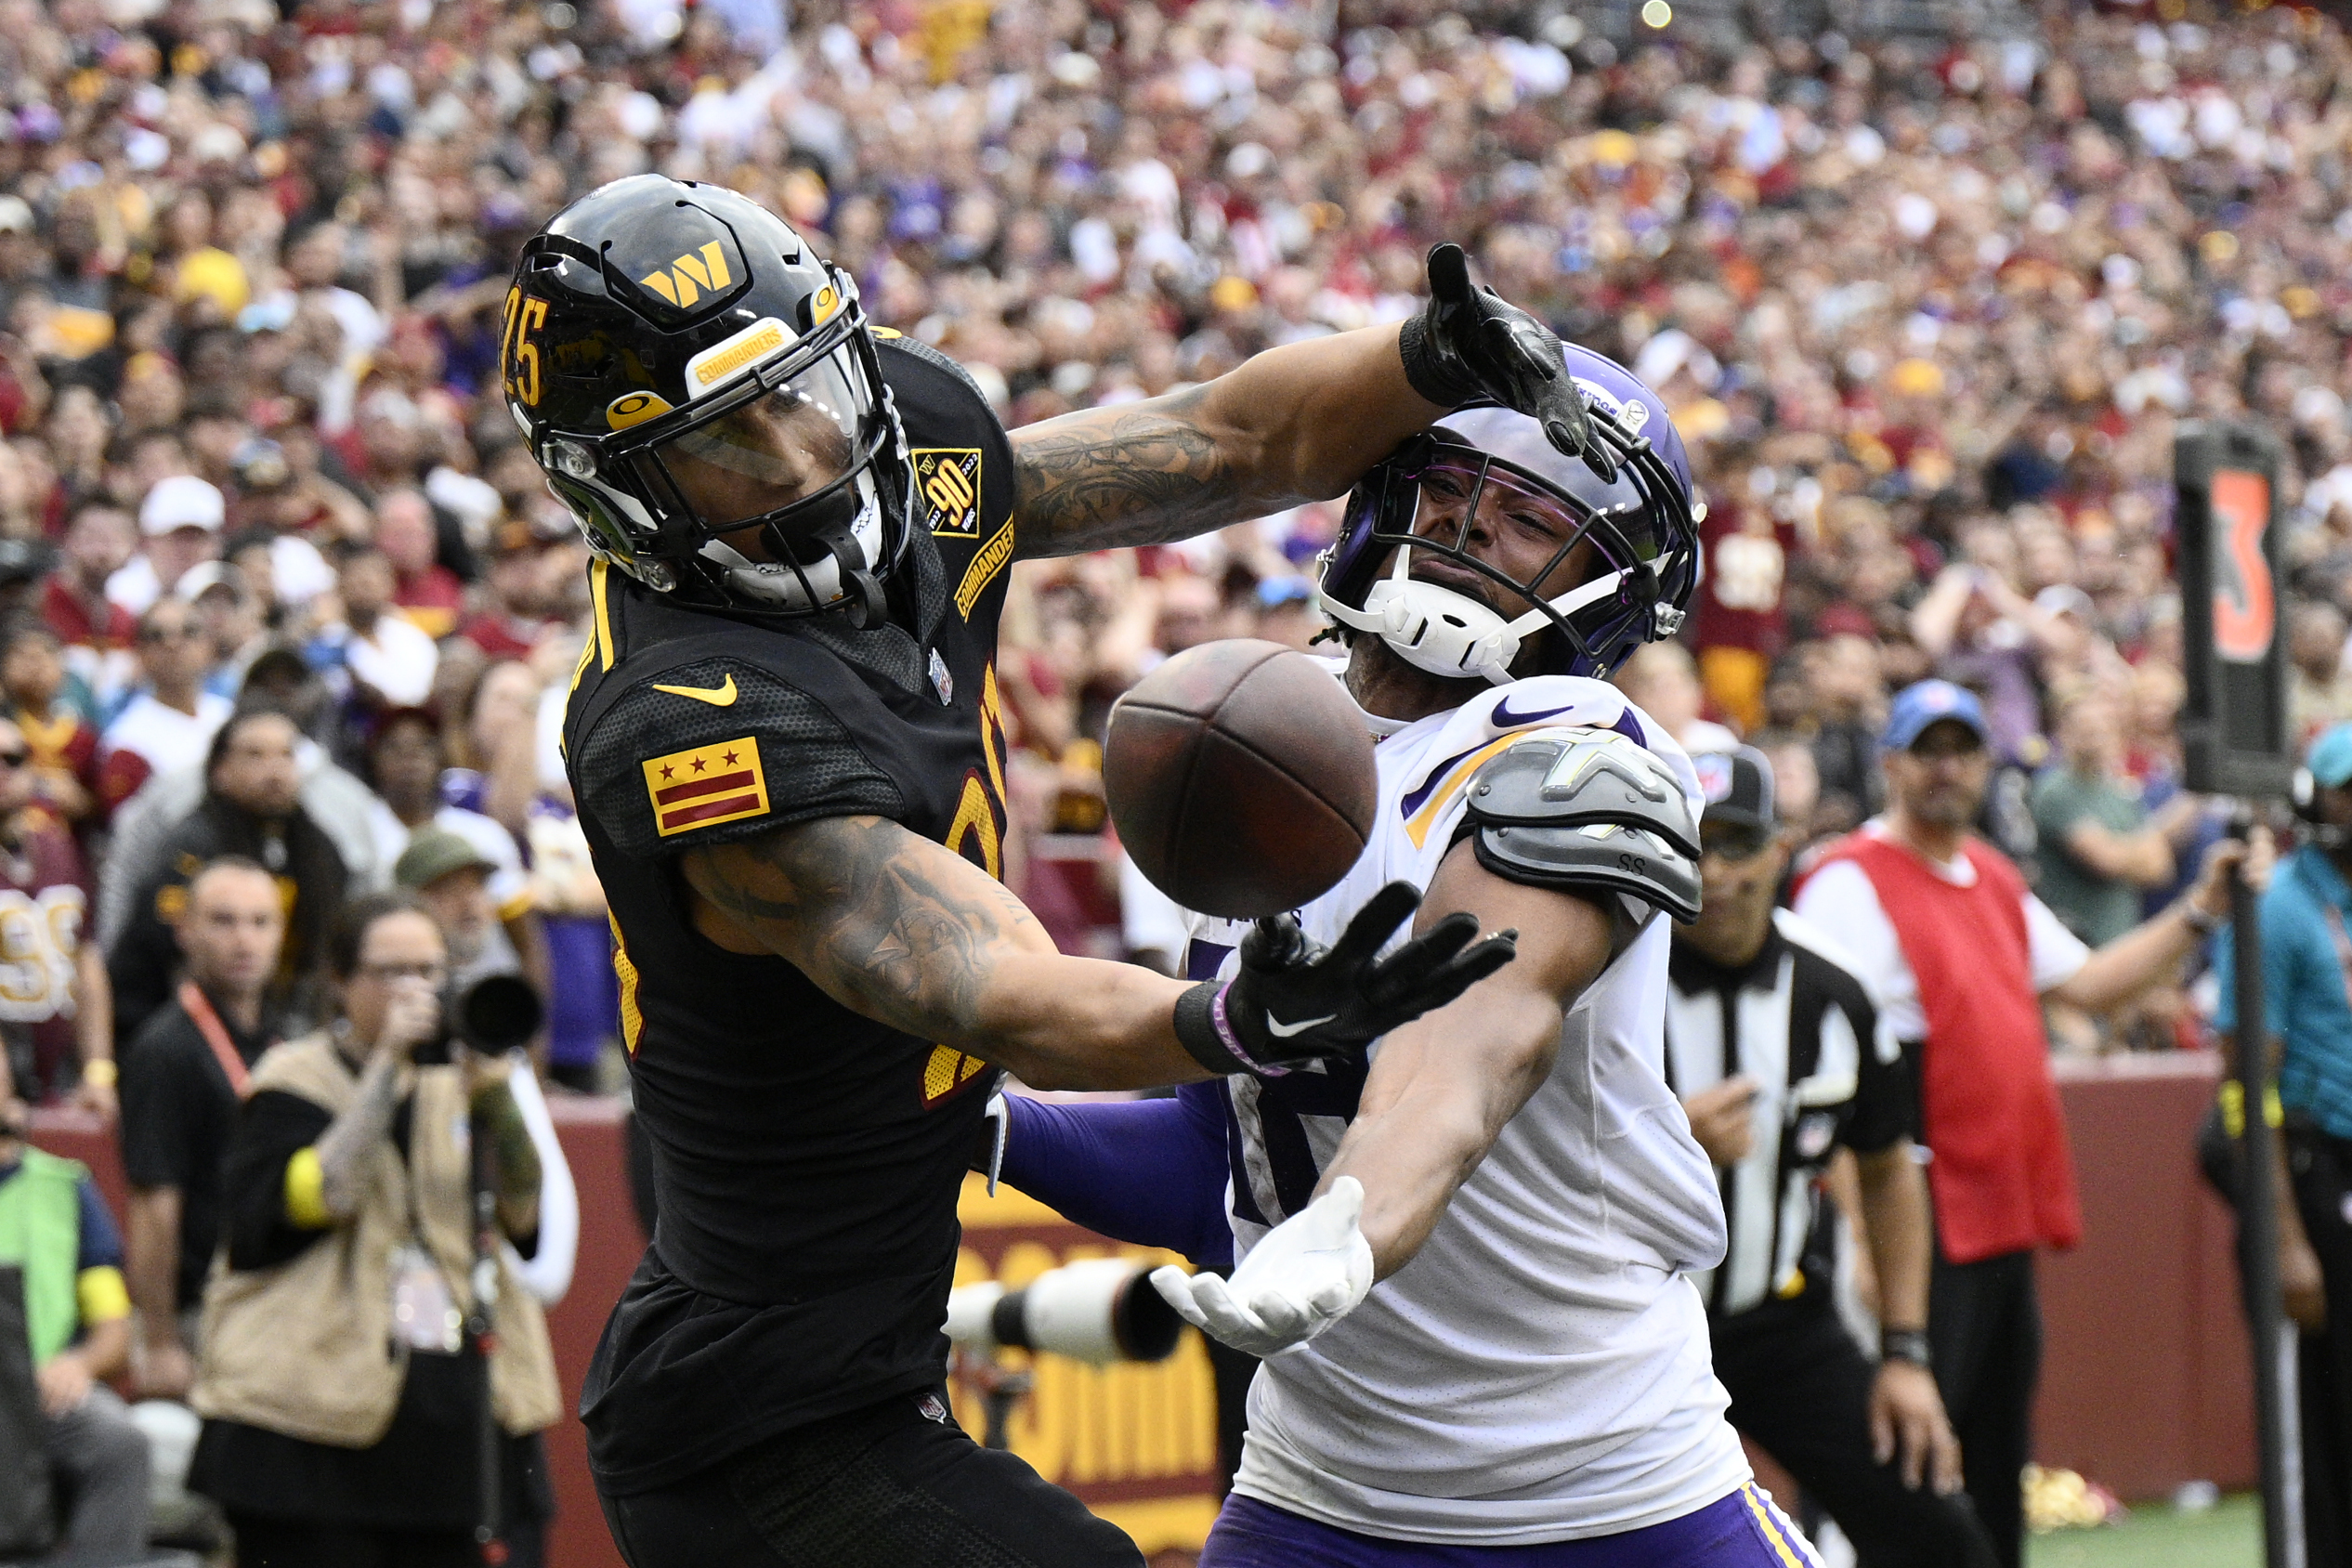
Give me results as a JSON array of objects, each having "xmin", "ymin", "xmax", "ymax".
[
  {"xmin": 378, "ymin": 491, "xmax": 465, "ymax": 641},
  {"xmin": 119, "ymin": 857, "xmax": 284, "ymax": 1405},
  {"xmin": 1796, "ymin": 681, "xmax": 2262, "ymax": 1568},
  {"xmin": 395, "ymin": 830, "xmax": 523, "ymax": 996},
  {"xmin": 96, "ymin": 599, "xmax": 230, "ymax": 818},
  {"xmin": 1615, "ymin": 642, "xmax": 1739, "ymax": 753},
  {"xmin": 41, "ymin": 503, "xmax": 137, "ymax": 697},
  {"xmin": 460, "ymin": 526, "xmax": 570, "ymax": 666},
  {"xmin": 1807, "ymin": 634, "xmax": 1890, "ymax": 836},
  {"xmin": 2032, "ymin": 690, "xmax": 2184, "ymax": 948},
  {"xmin": 188, "ymin": 896, "xmax": 557, "ymax": 1566},
  {"xmin": 306, "ymin": 543, "xmax": 440, "ymax": 728},
  {"xmin": 178, "ymin": 566, "xmax": 267, "ymax": 705},
  {"xmin": 0, "ymin": 1046, "xmax": 150, "ymax": 1561},
  {"xmin": 2292, "ymin": 601, "xmax": 2352, "ymax": 753},
  {"xmin": 1692, "ymin": 497, "xmax": 1795, "ymax": 736},
  {"xmin": 108, "ymin": 711, "xmax": 346, "ymax": 1047},
  {"xmin": 110, "ymin": 477, "xmax": 226, "ymax": 619},
  {"xmin": 0, "ymin": 715, "xmax": 111, "ymax": 1117},
  {"xmin": 1, "ymin": 623, "xmax": 98, "ymax": 836}
]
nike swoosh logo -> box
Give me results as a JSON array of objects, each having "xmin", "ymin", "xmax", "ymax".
[
  {"xmin": 1265, "ymin": 1013, "xmax": 1338, "ymax": 1039},
  {"xmin": 651, "ymin": 673, "xmax": 738, "ymax": 707},
  {"xmin": 1491, "ymin": 698, "xmax": 1574, "ymax": 727}
]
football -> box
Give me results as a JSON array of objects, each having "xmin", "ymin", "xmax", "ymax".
[{"xmin": 1104, "ymin": 639, "xmax": 1378, "ymax": 919}]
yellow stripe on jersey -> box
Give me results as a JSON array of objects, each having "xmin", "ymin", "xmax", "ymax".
[
  {"xmin": 590, "ymin": 557, "xmax": 616, "ymax": 672},
  {"xmin": 1741, "ymin": 1483, "xmax": 1818, "ymax": 1568},
  {"xmin": 1402, "ymin": 734, "xmax": 1524, "ymax": 849},
  {"xmin": 610, "ymin": 915, "xmax": 644, "ymax": 1053}
]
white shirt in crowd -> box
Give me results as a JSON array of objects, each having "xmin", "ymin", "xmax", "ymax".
[
  {"xmin": 364, "ymin": 801, "xmax": 531, "ymax": 916},
  {"xmin": 1791, "ymin": 819, "xmax": 2090, "ymax": 1040},
  {"xmin": 336, "ymin": 615, "xmax": 440, "ymax": 708},
  {"xmin": 99, "ymin": 690, "xmax": 232, "ymax": 780}
]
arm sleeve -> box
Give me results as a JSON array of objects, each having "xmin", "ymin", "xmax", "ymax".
[
  {"xmin": 571, "ymin": 659, "xmax": 907, "ymax": 857},
  {"xmin": 1838, "ymin": 989, "xmax": 1915, "ymax": 1154},
  {"xmin": 998, "ymin": 1085, "xmax": 1235, "ymax": 1268},
  {"xmin": 219, "ymin": 1090, "xmax": 339, "ymax": 1271},
  {"xmin": 2024, "ymin": 892, "xmax": 2091, "ymax": 992}
]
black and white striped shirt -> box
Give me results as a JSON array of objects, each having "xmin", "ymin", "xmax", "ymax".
[{"xmin": 1664, "ymin": 907, "xmax": 1911, "ymax": 1318}]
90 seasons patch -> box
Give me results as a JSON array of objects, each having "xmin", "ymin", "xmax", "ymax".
[
  {"xmin": 913, "ymin": 448, "xmax": 984, "ymax": 537},
  {"xmin": 641, "ymin": 736, "xmax": 770, "ymax": 837}
]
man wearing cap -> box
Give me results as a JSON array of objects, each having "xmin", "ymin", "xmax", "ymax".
[
  {"xmin": 2213, "ymin": 720, "xmax": 2352, "ymax": 1561},
  {"xmin": 96, "ymin": 597, "xmax": 232, "ymax": 817},
  {"xmin": 1794, "ymin": 679, "xmax": 2263, "ymax": 1568},
  {"xmin": 106, "ymin": 475, "xmax": 227, "ymax": 619},
  {"xmin": 1669, "ymin": 748, "xmax": 1992, "ymax": 1568}
]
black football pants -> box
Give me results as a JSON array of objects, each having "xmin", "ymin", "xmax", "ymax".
[
  {"xmin": 596, "ymin": 1386, "xmax": 1143, "ymax": 1568},
  {"xmin": 1713, "ymin": 1283, "xmax": 1997, "ymax": 1568},
  {"xmin": 2285, "ymin": 1125, "xmax": 2352, "ymax": 1568},
  {"xmin": 1926, "ymin": 1248, "xmax": 2039, "ymax": 1568}
]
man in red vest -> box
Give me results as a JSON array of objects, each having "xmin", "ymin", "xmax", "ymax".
[{"xmin": 1794, "ymin": 679, "xmax": 2262, "ymax": 1568}]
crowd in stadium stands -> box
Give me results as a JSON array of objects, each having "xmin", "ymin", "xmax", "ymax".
[{"xmin": 0, "ymin": 0, "xmax": 2345, "ymax": 1555}]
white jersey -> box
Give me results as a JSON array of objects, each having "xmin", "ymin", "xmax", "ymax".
[{"xmin": 1185, "ymin": 671, "xmax": 1750, "ymax": 1545}]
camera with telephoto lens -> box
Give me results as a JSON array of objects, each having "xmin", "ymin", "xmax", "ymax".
[
  {"xmin": 412, "ymin": 973, "xmax": 544, "ymax": 1066},
  {"xmin": 943, "ymin": 1259, "xmax": 1184, "ymax": 1366}
]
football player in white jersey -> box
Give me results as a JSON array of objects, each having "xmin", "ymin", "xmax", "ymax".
[{"xmin": 988, "ymin": 346, "xmax": 1823, "ymax": 1566}]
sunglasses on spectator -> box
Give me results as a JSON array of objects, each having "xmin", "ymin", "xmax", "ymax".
[
  {"xmin": 359, "ymin": 960, "xmax": 447, "ymax": 985},
  {"xmin": 139, "ymin": 625, "xmax": 201, "ymax": 644},
  {"xmin": 1699, "ymin": 824, "xmax": 1774, "ymax": 863}
]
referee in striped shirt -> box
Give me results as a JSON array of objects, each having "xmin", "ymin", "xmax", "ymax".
[{"xmin": 1667, "ymin": 749, "xmax": 1995, "ymax": 1568}]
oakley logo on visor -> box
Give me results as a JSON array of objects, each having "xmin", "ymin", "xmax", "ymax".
[{"xmin": 685, "ymin": 318, "xmax": 794, "ymax": 399}]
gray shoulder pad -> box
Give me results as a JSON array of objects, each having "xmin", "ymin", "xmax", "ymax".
[{"xmin": 1459, "ymin": 728, "xmax": 1703, "ymax": 922}]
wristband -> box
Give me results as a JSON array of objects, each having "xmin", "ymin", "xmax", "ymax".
[
  {"xmin": 82, "ymin": 1058, "xmax": 117, "ymax": 1089},
  {"xmin": 1881, "ymin": 1327, "xmax": 1933, "ymax": 1368},
  {"xmin": 1172, "ymin": 981, "xmax": 1289, "ymax": 1078}
]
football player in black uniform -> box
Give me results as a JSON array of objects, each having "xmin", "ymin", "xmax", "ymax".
[{"xmin": 504, "ymin": 175, "xmax": 1605, "ymax": 1567}]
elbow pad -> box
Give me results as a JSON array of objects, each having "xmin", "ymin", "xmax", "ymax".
[{"xmin": 1458, "ymin": 728, "xmax": 1703, "ymax": 922}]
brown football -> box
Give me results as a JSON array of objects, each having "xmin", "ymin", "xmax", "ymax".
[{"xmin": 1104, "ymin": 639, "xmax": 1378, "ymax": 919}]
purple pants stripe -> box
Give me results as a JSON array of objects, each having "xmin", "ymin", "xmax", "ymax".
[{"xmin": 1198, "ymin": 1484, "xmax": 1823, "ymax": 1568}]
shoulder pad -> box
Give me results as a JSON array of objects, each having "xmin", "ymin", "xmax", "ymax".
[
  {"xmin": 880, "ymin": 333, "xmax": 997, "ymax": 415},
  {"xmin": 1460, "ymin": 727, "xmax": 1702, "ymax": 922},
  {"xmin": 573, "ymin": 657, "xmax": 904, "ymax": 857}
]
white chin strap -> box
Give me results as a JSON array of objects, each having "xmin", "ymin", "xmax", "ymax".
[
  {"xmin": 1322, "ymin": 539, "xmax": 1627, "ymax": 685},
  {"xmin": 697, "ymin": 476, "xmax": 884, "ymax": 611}
]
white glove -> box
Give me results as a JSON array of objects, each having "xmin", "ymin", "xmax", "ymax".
[{"xmin": 1150, "ymin": 1175, "xmax": 1374, "ymax": 1358}]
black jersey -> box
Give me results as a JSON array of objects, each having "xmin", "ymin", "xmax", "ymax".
[{"xmin": 567, "ymin": 336, "xmax": 1020, "ymax": 1494}]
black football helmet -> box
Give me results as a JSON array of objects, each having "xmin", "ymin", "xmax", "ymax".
[
  {"xmin": 501, "ymin": 175, "xmax": 911, "ymax": 622},
  {"xmin": 1317, "ymin": 343, "xmax": 1701, "ymax": 684}
]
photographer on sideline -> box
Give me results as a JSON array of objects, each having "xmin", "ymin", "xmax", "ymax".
[{"xmin": 187, "ymin": 894, "xmax": 558, "ymax": 1568}]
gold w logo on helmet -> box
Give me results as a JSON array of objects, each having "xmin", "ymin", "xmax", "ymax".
[{"xmin": 639, "ymin": 242, "xmax": 733, "ymax": 308}]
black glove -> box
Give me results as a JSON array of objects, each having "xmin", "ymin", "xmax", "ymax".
[
  {"xmin": 1173, "ymin": 882, "xmax": 1519, "ymax": 1078},
  {"xmin": 1398, "ymin": 242, "xmax": 1616, "ymax": 482}
]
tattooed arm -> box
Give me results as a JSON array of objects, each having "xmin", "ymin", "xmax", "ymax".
[
  {"xmin": 681, "ymin": 813, "xmax": 1209, "ymax": 1090},
  {"xmin": 1009, "ymin": 323, "xmax": 1444, "ymax": 560}
]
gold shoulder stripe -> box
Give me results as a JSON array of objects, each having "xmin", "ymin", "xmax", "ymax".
[
  {"xmin": 590, "ymin": 558, "xmax": 616, "ymax": 671},
  {"xmin": 954, "ymin": 515, "xmax": 1016, "ymax": 621}
]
